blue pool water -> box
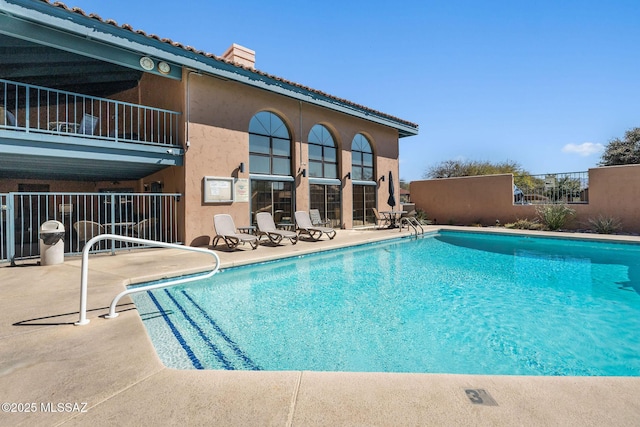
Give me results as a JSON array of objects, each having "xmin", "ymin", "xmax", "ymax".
[{"xmin": 132, "ymin": 231, "xmax": 640, "ymax": 375}]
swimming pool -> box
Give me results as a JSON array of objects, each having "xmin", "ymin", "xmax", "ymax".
[{"xmin": 132, "ymin": 230, "xmax": 640, "ymax": 375}]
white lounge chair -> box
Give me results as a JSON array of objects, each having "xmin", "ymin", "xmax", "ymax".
[
  {"xmin": 256, "ymin": 212, "xmax": 298, "ymax": 245},
  {"xmin": 212, "ymin": 214, "xmax": 258, "ymax": 250},
  {"xmin": 295, "ymin": 211, "xmax": 336, "ymax": 241},
  {"xmin": 309, "ymin": 209, "xmax": 331, "ymax": 226}
]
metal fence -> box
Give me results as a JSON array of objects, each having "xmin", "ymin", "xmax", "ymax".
[
  {"xmin": 513, "ymin": 171, "xmax": 589, "ymax": 205},
  {"xmin": 1, "ymin": 192, "xmax": 181, "ymax": 264},
  {"xmin": 0, "ymin": 193, "xmax": 6, "ymax": 262},
  {"xmin": 1, "ymin": 78, "xmax": 180, "ymax": 146}
]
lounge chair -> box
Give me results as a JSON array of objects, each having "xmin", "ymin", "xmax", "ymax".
[
  {"xmin": 309, "ymin": 209, "xmax": 331, "ymax": 226},
  {"xmin": 294, "ymin": 211, "xmax": 336, "ymax": 241},
  {"xmin": 212, "ymin": 214, "xmax": 258, "ymax": 250},
  {"xmin": 256, "ymin": 212, "xmax": 298, "ymax": 245}
]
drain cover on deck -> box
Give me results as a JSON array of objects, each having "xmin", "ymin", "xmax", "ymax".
[{"xmin": 464, "ymin": 389, "xmax": 498, "ymax": 406}]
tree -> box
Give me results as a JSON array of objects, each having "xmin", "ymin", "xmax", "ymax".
[
  {"xmin": 599, "ymin": 127, "xmax": 640, "ymax": 166},
  {"xmin": 423, "ymin": 159, "xmax": 526, "ymax": 179}
]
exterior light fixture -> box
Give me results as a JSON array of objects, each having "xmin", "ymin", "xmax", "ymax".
[{"xmin": 239, "ymin": 162, "xmax": 245, "ymax": 173}]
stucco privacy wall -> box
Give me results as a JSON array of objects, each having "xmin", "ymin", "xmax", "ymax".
[
  {"xmin": 181, "ymin": 72, "xmax": 400, "ymax": 245},
  {"xmin": 410, "ymin": 164, "xmax": 640, "ymax": 233}
]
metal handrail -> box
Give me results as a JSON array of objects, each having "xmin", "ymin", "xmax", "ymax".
[
  {"xmin": 400, "ymin": 217, "xmax": 424, "ymax": 236},
  {"xmin": 75, "ymin": 234, "xmax": 220, "ymax": 326}
]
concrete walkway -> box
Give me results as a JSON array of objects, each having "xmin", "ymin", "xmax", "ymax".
[{"xmin": 1, "ymin": 227, "xmax": 639, "ymax": 426}]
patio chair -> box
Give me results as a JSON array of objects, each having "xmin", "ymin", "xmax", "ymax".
[
  {"xmin": 0, "ymin": 107, "xmax": 16, "ymax": 127},
  {"xmin": 73, "ymin": 220, "xmax": 105, "ymax": 251},
  {"xmin": 77, "ymin": 113, "xmax": 100, "ymax": 135},
  {"xmin": 309, "ymin": 209, "xmax": 331, "ymax": 227},
  {"xmin": 131, "ymin": 218, "xmax": 158, "ymax": 240},
  {"xmin": 372, "ymin": 207, "xmax": 390, "ymax": 229},
  {"xmin": 294, "ymin": 211, "xmax": 336, "ymax": 241},
  {"xmin": 212, "ymin": 214, "xmax": 258, "ymax": 250},
  {"xmin": 255, "ymin": 212, "xmax": 298, "ymax": 245}
]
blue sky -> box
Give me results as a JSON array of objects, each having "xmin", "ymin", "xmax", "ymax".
[{"xmin": 67, "ymin": 0, "xmax": 640, "ymax": 182}]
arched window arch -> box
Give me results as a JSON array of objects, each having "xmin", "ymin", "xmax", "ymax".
[
  {"xmin": 307, "ymin": 124, "xmax": 337, "ymax": 179},
  {"xmin": 351, "ymin": 133, "xmax": 373, "ymax": 181},
  {"xmin": 249, "ymin": 111, "xmax": 291, "ymax": 175}
]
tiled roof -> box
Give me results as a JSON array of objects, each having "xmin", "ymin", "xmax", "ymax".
[{"xmin": 42, "ymin": 0, "xmax": 418, "ymax": 130}]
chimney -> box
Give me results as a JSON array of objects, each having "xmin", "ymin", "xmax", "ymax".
[{"xmin": 221, "ymin": 43, "xmax": 255, "ymax": 69}]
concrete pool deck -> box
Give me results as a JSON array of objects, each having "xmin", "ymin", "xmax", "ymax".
[{"xmin": 1, "ymin": 226, "xmax": 639, "ymax": 426}]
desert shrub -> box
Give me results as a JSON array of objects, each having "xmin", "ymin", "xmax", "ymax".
[
  {"xmin": 536, "ymin": 204, "xmax": 575, "ymax": 231},
  {"xmin": 588, "ymin": 216, "xmax": 622, "ymax": 234},
  {"xmin": 415, "ymin": 209, "xmax": 432, "ymax": 224},
  {"xmin": 504, "ymin": 218, "xmax": 543, "ymax": 230}
]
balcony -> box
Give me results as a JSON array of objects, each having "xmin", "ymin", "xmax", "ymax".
[{"xmin": 0, "ymin": 78, "xmax": 183, "ymax": 181}]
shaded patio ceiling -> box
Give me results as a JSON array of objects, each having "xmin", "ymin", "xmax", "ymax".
[{"xmin": 0, "ymin": 34, "xmax": 142, "ymax": 97}]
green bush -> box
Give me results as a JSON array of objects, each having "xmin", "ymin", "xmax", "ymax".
[
  {"xmin": 588, "ymin": 216, "xmax": 622, "ymax": 234},
  {"xmin": 415, "ymin": 209, "xmax": 432, "ymax": 224},
  {"xmin": 536, "ymin": 204, "xmax": 575, "ymax": 231}
]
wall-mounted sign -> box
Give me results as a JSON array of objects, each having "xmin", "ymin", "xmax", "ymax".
[
  {"xmin": 203, "ymin": 177, "xmax": 234, "ymax": 203},
  {"xmin": 234, "ymin": 178, "xmax": 249, "ymax": 202}
]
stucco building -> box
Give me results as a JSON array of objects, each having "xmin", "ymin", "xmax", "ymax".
[{"xmin": 0, "ymin": 0, "xmax": 417, "ymax": 261}]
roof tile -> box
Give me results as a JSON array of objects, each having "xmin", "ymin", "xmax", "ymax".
[{"xmin": 39, "ymin": 0, "xmax": 418, "ymax": 129}]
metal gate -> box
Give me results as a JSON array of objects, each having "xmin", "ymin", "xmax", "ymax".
[{"xmin": 0, "ymin": 192, "xmax": 181, "ymax": 264}]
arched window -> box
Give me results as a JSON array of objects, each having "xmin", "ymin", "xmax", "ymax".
[
  {"xmin": 248, "ymin": 111, "xmax": 294, "ymax": 226},
  {"xmin": 351, "ymin": 134, "xmax": 376, "ymax": 226},
  {"xmin": 249, "ymin": 111, "xmax": 291, "ymax": 176},
  {"xmin": 308, "ymin": 124, "xmax": 340, "ymax": 227},
  {"xmin": 351, "ymin": 133, "xmax": 373, "ymax": 181},
  {"xmin": 307, "ymin": 124, "xmax": 337, "ymax": 179}
]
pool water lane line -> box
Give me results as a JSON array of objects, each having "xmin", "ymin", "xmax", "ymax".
[
  {"xmin": 181, "ymin": 290, "xmax": 261, "ymax": 370},
  {"xmin": 147, "ymin": 291, "xmax": 204, "ymax": 370},
  {"xmin": 162, "ymin": 289, "xmax": 235, "ymax": 370}
]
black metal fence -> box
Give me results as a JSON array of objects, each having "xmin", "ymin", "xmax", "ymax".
[{"xmin": 514, "ymin": 171, "xmax": 589, "ymax": 205}]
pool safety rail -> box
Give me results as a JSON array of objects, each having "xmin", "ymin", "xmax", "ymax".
[
  {"xmin": 76, "ymin": 234, "xmax": 220, "ymax": 326},
  {"xmin": 400, "ymin": 216, "xmax": 424, "ymax": 236}
]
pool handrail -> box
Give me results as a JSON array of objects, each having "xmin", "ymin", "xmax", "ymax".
[
  {"xmin": 400, "ymin": 216, "xmax": 424, "ymax": 236},
  {"xmin": 75, "ymin": 234, "xmax": 220, "ymax": 326}
]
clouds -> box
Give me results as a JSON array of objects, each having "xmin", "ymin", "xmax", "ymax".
[{"xmin": 562, "ymin": 142, "xmax": 604, "ymax": 157}]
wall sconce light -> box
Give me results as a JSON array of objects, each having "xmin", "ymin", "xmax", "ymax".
[
  {"xmin": 301, "ymin": 168, "xmax": 306, "ymax": 177},
  {"xmin": 380, "ymin": 175, "xmax": 385, "ymax": 182},
  {"xmin": 239, "ymin": 162, "xmax": 245, "ymax": 173},
  {"xmin": 345, "ymin": 172, "xmax": 351, "ymax": 180}
]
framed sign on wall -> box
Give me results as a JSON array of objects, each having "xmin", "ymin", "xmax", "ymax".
[{"xmin": 203, "ymin": 177, "xmax": 234, "ymax": 203}]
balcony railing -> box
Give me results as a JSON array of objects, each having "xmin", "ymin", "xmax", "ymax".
[
  {"xmin": 1, "ymin": 192, "xmax": 182, "ymax": 264},
  {"xmin": 0, "ymin": 78, "xmax": 181, "ymax": 146},
  {"xmin": 514, "ymin": 171, "xmax": 589, "ymax": 204}
]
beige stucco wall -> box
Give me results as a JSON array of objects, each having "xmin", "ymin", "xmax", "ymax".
[
  {"xmin": 2, "ymin": 71, "xmax": 403, "ymax": 247},
  {"xmin": 179, "ymin": 72, "xmax": 401, "ymax": 245},
  {"xmin": 410, "ymin": 164, "xmax": 640, "ymax": 233}
]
